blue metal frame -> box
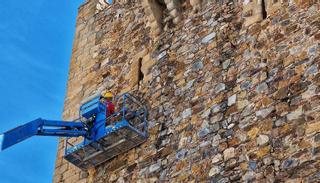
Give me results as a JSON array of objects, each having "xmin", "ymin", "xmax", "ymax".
[{"xmin": 63, "ymin": 93, "xmax": 148, "ymax": 169}]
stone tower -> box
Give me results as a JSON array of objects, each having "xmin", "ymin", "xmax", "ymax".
[{"xmin": 53, "ymin": 0, "xmax": 320, "ymax": 182}]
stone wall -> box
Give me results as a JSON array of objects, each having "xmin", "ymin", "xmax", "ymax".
[{"xmin": 53, "ymin": 0, "xmax": 320, "ymax": 182}]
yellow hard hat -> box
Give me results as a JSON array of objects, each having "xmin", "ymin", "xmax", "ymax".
[{"xmin": 104, "ymin": 92, "xmax": 113, "ymax": 98}]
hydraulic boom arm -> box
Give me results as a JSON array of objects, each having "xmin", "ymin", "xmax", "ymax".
[{"xmin": 0, "ymin": 118, "xmax": 87, "ymax": 152}]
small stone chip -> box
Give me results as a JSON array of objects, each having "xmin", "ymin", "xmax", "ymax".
[
  {"xmin": 256, "ymin": 106, "xmax": 274, "ymax": 118},
  {"xmin": 198, "ymin": 128, "xmax": 210, "ymax": 138},
  {"xmin": 201, "ymin": 32, "xmax": 216, "ymax": 43},
  {"xmin": 149, "ymin": 162, "xmax": 161, "ymax": 173},
  {"xmin": 257, "ymin": 135, "xmax": 269, "ymax": 146},
  {"xmin": 212, "ymin": 154, "xmax": 223, "ymax": 164},
  {"xmin": 209, "ymin": 166, "xmax": 221, "ymax": 176},
  {"xmin": 215, "ymin": 83, "xmax": 226, "ymax": 93},
  {"xmin": 256, "ymin": 82, "xmax": 269, "ymax": 94},
  {"xmin": 223, "ymin": 147, "xmax": 235, "ymax": 160},
  {"xmin": 228, "ymin": 94, "xmax": 237, "ymax": 106},
  {"xmin": 182, "ymin": 108, "xmax": 192, "ymax": 119},
  {"xmin": 176, "ymin": 149, "xmax": 188, "ymax": 160}
]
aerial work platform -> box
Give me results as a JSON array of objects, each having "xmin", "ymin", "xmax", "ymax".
[
  {"xmin": 64, "ymin": 93, "xmax": 148, "ymax": 169},
  {"xmin": 0, "ymin": 93, "xmax": 148, "ymax": 170}
]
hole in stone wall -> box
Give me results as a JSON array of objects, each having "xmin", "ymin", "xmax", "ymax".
[
  {"xmin": 156, "ymin": 0, "xmax": 166, "ymax": 6},
  {"xmin": 147, "ymin": 0, "xmax": 167, "ymax": 32},
  {"xmin": 129, "ymin": 57, "xmax": 146, "ymax": 88},
  {"xmin": 150, "ymin": 0, "xmax": 167, "ymax": 14},
  {"xmin": 261, "ymin": 0, "xmax": 267, "ymax": 19},
  {"xmin": 138, "ymin": 58, "xmax": 144, "ymax": 87},
  {"xmin": 155, "ymin": 0, "xmax": 167, "ymax": 20}
]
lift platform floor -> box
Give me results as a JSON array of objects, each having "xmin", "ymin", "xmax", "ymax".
[{"xmin": 64, "ymin": 120, "xmax": 146, "ymax": 170}]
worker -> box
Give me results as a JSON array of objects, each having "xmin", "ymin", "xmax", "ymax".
[{"xmin": 103, "ymin": 91, "xmax": 115, "ymax": 119}]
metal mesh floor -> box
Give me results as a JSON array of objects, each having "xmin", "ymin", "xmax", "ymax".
[{"xmin": 64, "ymin": 124, "xmax": 146, "ymax": 170}]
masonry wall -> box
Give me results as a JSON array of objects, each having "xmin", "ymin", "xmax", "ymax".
[{"xmin": 53, "ymin": 0, "xmax": 320, "ymax": 182}]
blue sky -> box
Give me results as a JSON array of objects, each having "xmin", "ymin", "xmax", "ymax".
[{"xmin": 0, "ymin": 0, "xmax": 83, "ymax": 182}]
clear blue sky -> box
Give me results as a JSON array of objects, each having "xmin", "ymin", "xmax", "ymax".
[{"xmin": 0, "ymin": 0, "xmax": 83, "ymax": 182}]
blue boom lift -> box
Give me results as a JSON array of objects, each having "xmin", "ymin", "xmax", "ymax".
[{"xmin": 0, "ymin": 93, "xmax": 148, "ymax": 170}]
